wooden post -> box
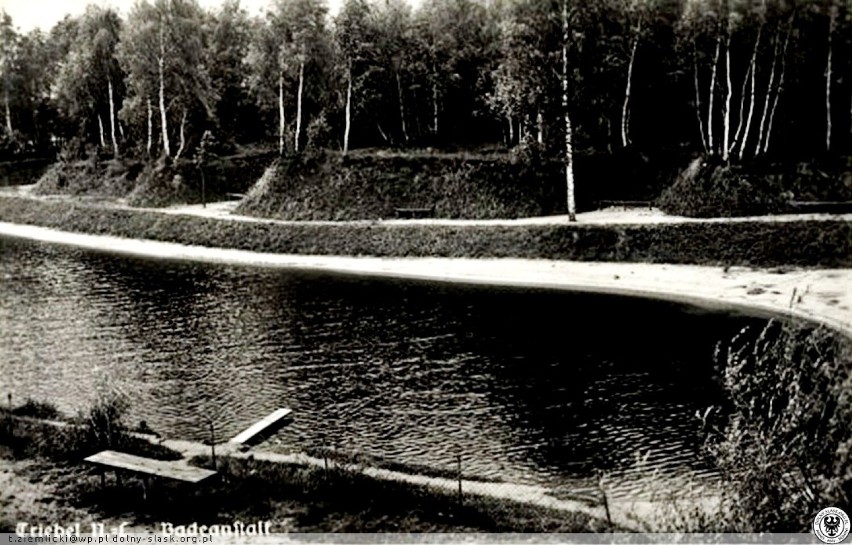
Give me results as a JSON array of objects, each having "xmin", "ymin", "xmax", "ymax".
[
  {"xmin": 209, "ymin": 421, "xmax": 216, "ymax": 470},
  {"xmin": 456, "ymin": 453, "xmax": 463, "ymax": 506},
  {"xmin": 598, "ymin": 473, "xmax": 612, "ymax": 529}
]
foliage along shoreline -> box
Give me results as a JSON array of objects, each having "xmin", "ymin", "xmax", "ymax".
[{"xmin": 0, "ymin": 194, "xmax": 849, "ymax": 269}]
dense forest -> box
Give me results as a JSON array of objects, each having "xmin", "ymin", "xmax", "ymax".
[{"xmin": 1, "ymin": 0, "xmax": 851, "ymax": 217}]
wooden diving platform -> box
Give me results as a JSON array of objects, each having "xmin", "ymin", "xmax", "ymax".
[
  {"xmin": 229, "ymin": 408, "xmax": 293, "ymax": 446},
  {"xmin": 84, "ymin": 450, "xmax": 217, "ymax": 484}
]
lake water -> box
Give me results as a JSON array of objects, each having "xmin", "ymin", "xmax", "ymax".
[{"xmin": 0, "ymin": 235, "xmax": 768, "ymax": 499}]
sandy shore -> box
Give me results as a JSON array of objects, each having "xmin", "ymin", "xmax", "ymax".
[{"xmin": 1, "ymin": 221, "xmax": 850, "ymax": 338}]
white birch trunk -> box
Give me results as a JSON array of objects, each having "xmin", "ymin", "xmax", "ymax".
[
  {"xmin": 536, "ymin": 111, "xmax": 544, "ymax": 144},
  {"xmin": 756, "ymin": 27, "xmax": 780, "ymax": 156},
  {"xmin": 432, "ymin": 64, "xmax": 439, "ymax": 136},
  {"xmin": 294, "ymin": 59, "xmax": 304, "ymax": 152},
  {"xmin": 396, "ymin": 69, "xmax": 408, "ymax": 143},
  {"xmin": 278, "ymin": 72, "xmax": 285, "ymax": 155},
  {"xmin": 621, "ymin": 21, "xmax": 640, "ymax": 148},
  {"xmin": 3, "ymin": 90, "xmax": 10, "ymax": 136},
  {"xmin": 98, "ymin": 114, "xmax": 106, "ymax": 148},
  {"xmin": 562, "ymin": 0, "xmax": 576, "ymax": 222},
  {"xmin": 175, "ymin": 109, "xmax": 186, "ymax": 160},
  {"xmin": 763, "ymin": 23, "xmax": 791, "ymax": 155},
  {"xmin": 826, "ymin": 4, "xmax": 837, "ymax": 152},
  {"xmin": 158, "ymin": 25, "xmax": 170, "ymax": 158},
  {"xmin": 737, "ymin": 27, "xmax": 761, "ymax": 160},
  {"xmin": 108, "ymin": 76, "xmax": 118, "ymax": 156},
  {"xmin": 693, "ymin": 41, "xmax": 707, "ymax": 152},
  {"xmin": 722, "ymin": 32, "xmax": 732, "ymax": 162},
  {"xmin": 344, "ymin": 59, "xmax": 352, "ymax": 155},
  {"xmin": 708, "ymin": 33, "xmax": 721, "ymax": 154},
  {"xmin": 731, "ymin": 63, "xmax": 751, "ymax": 152},
  {"xmin": 146, "ymin": 97, "xmax": 153, "ymax": 157}
]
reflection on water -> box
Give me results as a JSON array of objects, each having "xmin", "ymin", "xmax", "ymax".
[{"xmin": 0, "ymin": 236, "xmax": 765, "ymax": 498}]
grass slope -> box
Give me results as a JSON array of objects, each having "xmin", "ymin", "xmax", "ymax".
[{"xmin": 0, "ymin": 196, "xmax": 849, "ymax": 268}]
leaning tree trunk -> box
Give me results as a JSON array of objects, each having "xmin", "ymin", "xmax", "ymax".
[
  {"xmin": 692, "ymin": 41, "xmax": 707, "ymax": 152},
  {"xmin": 708, "ymin": 32, "xmax": 721, "ymax": 155},
  {"xmin": 736, "ymin": 26, "xmax": 761, "ymax": 160},
  {"xmin": 755, "ymin": 26, "xmax": 780, "ymax": 156},
  {"xmin": 344, "ymin": 59, "xmax": 352, "ymax": 155},
  {"xmin": 763, "ymin": 21, "xmax": 791, "ymax": 156},
  {"xmin": 278, "ymin": 72, "xmax": 285, "ymax": 155},
  {"xmin": 294, "ymin": 59, "xmax": 304, "ymax": 153},
  {"xmin": 146, "ymin": 98, "xmax": 153, "ymax": 157},
  {"xmin": 158, "ymin": 26, "xmax": 170, "ymax": 158},
  {"xmin": 562, "ymin": 0, "xmax": 576, "ymax": 222},
  {"xmin": 108, "ymin": 77, "xmax": 118, "ymax": 156},
  {"xmin": 175, "ymin": 109, "xmax": 187, "ymax": 160},
  {"xmin": 98, "ymin": 114, "xmax": 106, "ymax": 148},
  {"xmin": 621, "ymin": 19, "xmax": 641, "ymax": 148}
]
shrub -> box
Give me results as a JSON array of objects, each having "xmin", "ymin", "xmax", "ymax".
[
  {"xmin": 0, "ymin": 391, "xmax": 180, "ymax": 461},
  {"xmin": 12, "ymin": 399, "xmax": 60, "ymax": 420},
  {"xmin": 658, "ymin": 158, "xmax": 791, "ymax": 217},
  {"xmin": 706, "ymin": 322, "xmax": 851, "ymax": 531}
]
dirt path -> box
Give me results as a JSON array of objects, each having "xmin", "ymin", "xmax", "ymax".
[{"xmin": 156, "ymin": 437, "xmax": 690, "ymax": 531}]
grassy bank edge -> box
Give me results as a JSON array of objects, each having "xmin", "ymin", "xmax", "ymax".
[
  {"xmin": 0, "ymin": 411, "xmax": 606, "ymax": 533},
  {"xmin": 0, "ymin": 195, "xmax": 850, "ymax": 268}
]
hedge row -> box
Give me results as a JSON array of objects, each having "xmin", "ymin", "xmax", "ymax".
[{"xmin": 0, "ymin": 196, "xmax": 849, "ymax": 268}]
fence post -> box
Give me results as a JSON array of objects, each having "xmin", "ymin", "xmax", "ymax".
[
  {"xmin": 209, "ymin": 420, "xmax": 216, "ymax": 470},
  {"xmin": 598, "ymin": 472, "xmax": 612, "ymax": 530},
  {"xmin": 6, "ymin": 393, "xmax": 12, "ymax": 435},
  {"xmin": 456, "ymin": 453, "xmax": 463, "ymax": 507}
]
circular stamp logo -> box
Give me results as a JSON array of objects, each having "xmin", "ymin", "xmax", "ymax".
[{"xmin": 814, "ymin": 507, "xmax": 850, "ymax": 544}]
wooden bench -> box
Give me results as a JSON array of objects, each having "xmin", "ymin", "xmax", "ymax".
[
  {"xmin": 85, "ymin": 450, "xmax": 217, "ymax": 499},
  {"xmin": 229, "ymin": 408, "xmax": 293, "ymax": 447},
  {"xmin": 596, "ymin": 200, "xmax": 654, "ymax": 209},
  {"xmin": 394, "ymin": 207, "xmax": 435, "ymax": 219}
]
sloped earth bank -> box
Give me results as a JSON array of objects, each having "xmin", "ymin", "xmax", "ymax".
[{"xmin": 0, "ymin": 193, "xmax": 849, "ymax": 268}]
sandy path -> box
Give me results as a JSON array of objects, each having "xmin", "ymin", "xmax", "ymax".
[
  {"xmin": 155, "ymin": 200, "xmax": 852, "ymax": 226},
  {"xmin": 1, "ymin": 221, "xmax": 850, "ymax": 338}
]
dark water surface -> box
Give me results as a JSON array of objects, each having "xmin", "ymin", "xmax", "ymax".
[{"xmin": 0, "ymin": 235, "xmax": 767, "ymax": 498}]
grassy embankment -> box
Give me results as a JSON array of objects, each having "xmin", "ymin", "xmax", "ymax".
[
  {"xmin": 0, "ymin": 402, "xmax": 601, "ymax": 533},
  {"xmin": 0, "ymin": 194, "xmax": 849, "ymax": 268},
  {"xmin": 31, "ymin": 149, "xmax": 275, "ymax": 206},
  {"xmin": 27, "ymin": 147, "xmax": 681, "ymax": 217}
]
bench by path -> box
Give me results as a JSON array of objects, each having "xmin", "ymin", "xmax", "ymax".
[{"xmin": 85, "ymin": 450, "xmax": 217, "ymax": 500}]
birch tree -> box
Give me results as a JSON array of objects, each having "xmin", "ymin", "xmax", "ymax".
[
  {"xmin": 206, "ymin": 0, "xmax": 252, "ymax": 145},
  {"xmin": 334, "ymin": 0, "xmax": 373, "ymax": 155},
  {"xmin": 118, "ymin": 0, "xmax": 213, "ymax": 160},
  {"xmin": 825, "ymin": 0, "xmax": 839, "ymax": 152},
  {"xmin": 54, "ymin": 6, "xmax": 124, "ymax": 155},
  {"xmin": 0, "ymin": 12, "xmax": 18, "ymax": 137},
  {"xmin": 561, "ymin": 0, "xmax": 576, "ymax": 221},
  {"xmin": 245, "ymin": 16, "xmax": 288, "ymax": 154},
  {"xmin": 272, "ymin": 0, "xmax": 328, "ymax": 153}
]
